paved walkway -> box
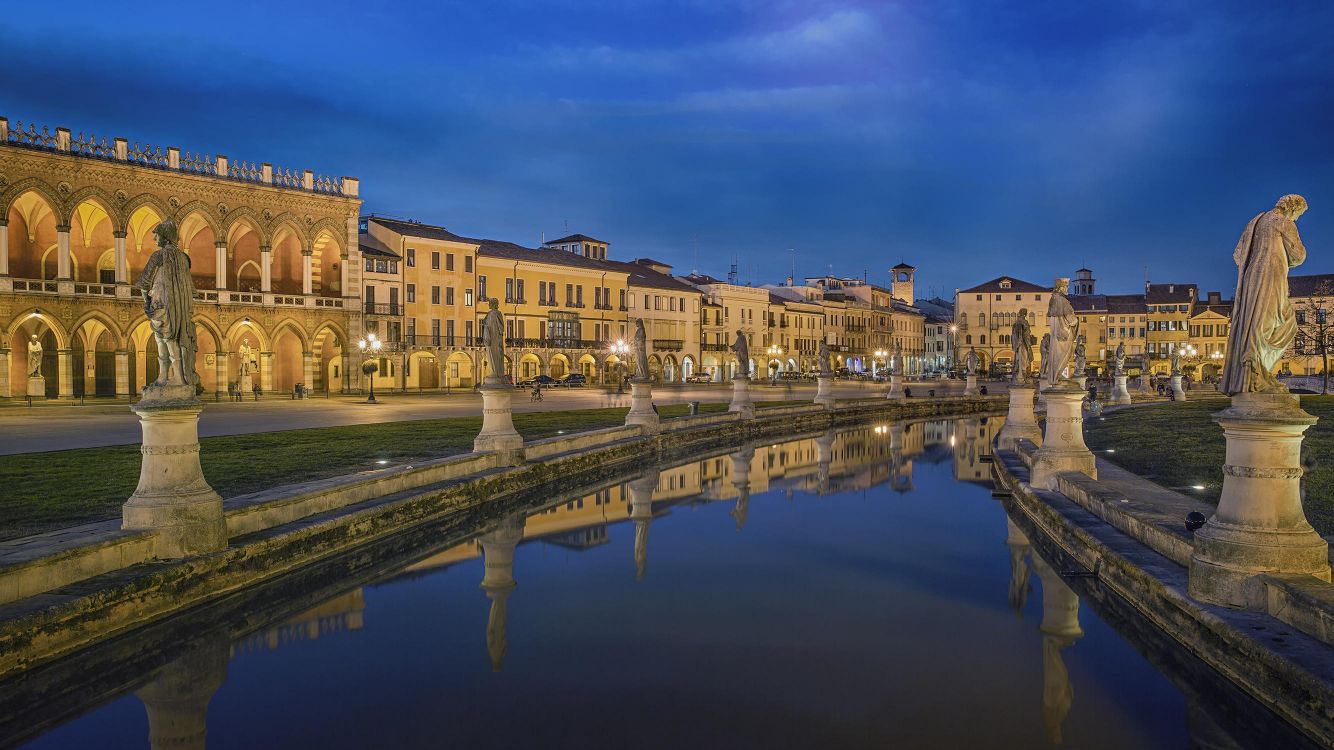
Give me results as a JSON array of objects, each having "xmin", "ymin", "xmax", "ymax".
[{"xmin": 0, "ymin": 379, "xmax": 998, "ymax": 455}]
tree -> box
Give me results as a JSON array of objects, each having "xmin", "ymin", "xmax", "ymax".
[{"xmin": 1291, "ymin": 280, "xmax": 1334, "ymax": 394}]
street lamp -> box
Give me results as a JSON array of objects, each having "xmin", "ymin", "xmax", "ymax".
[
  {"xmin": 874, "ymin": 348, "xmax": 887, "ymax": 378},
  {"xmin": 358, "ymin": 333, "xmax": 382, "ymax": 403},
  {"xmin": 949, "ymin": 325, "xmax": 959, "ymax": 375},
  {"xmin": 767, "ymin": 344, "xmax": 783, "ymax": 384},
  {"xmin": 610, "ymin": 339, "xmax": 629, "ymax": 393}
]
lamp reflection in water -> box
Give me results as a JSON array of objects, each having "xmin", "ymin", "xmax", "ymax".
[
  {"xmin": 628, "ymin": 473, "xmax": 658, "ymax": 581},
  {"xmin": 1032, "ymin": 553, "xmax": 1085, "ymax": 744},
  {"xmin": 730, "ymin": 445, "xmax": 755, "ymax": 530},
  {"xmin": 479, "ymin": 512, "xmax": 526, "ymax": 671}
]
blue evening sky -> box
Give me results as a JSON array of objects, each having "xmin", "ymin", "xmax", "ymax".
[{"xmin": 3, "ymin": 0, "xmax": 1332, "ymax": 299}]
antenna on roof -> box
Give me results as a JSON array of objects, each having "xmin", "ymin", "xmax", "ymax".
[{"xmin": 692, "ymin": 235, "xmax": 699, "ymax": 276}]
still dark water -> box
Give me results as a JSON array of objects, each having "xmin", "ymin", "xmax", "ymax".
[{"xmin": 14, "ymin": 418, "xmax": 1314, "ymax": 749}]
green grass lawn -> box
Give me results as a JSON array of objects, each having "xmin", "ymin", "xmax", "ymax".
[
  {"xmin": 0, "ymin": 402, "xmax": 737, "ymax": 542},
  {"xmin": 1084, "ymin": 396, "xmax": 1334, "ymax": 535}
]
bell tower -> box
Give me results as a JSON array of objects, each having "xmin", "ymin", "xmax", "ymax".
[
  {"xmin": 890, "ymin": 262, "xmax": 915, "ymax": 303},
  {"xmin": 1073, "ymin": 267, "xmax": 1095, "ymax": 295}
]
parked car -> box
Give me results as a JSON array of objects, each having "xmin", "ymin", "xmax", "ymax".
[
  {"xmin": 686, "ymin": 373, "xmax": 713, "ymax": 384},
  {"xmin": 517, "ymin": 375, "xmax": 558, "ymax": 388},
  {"xmin": 560, "ymin": 373, "xmax": 587, "ymax": 387}
]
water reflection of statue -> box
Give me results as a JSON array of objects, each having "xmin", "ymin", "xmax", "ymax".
[
  {"xmin": 481, "ymin": 298, "xmax": 506, "ymax": 383},
  {"xmin": 1041, "ymin": 277, "xmax": 1077, "ymax": 389},
  {"xmin": 730, "ymin": 446, "xmax": 754, "ymax": 530},
  {"xmin": 1010, "ymin": 308, "xmax": 1032, "ymax": 385},
  {"xmin": 628, "ymin": 474, "xmax": 657, "ymax": 581},
  {"xmin": 731, "ymin": 330, "xmax": 750, "ymax": 378},
  {"xmin": 818, "ymin": 340, "xmax": 831, "ymax": 375},
  {"xmin": 1033, "ymin": 554, "xmax": 1084, "ymax": 745},
  {"xmin": 1005, "ymin": 517, "xmax": 1032, "ymax": 615},
  {"xmin": 1221, "ymin": 194, "xmax": 1308, "ymax": 395},
  {"xmin": 26, "ymin": 334, "xmax": 42, "ymax": 377},
  {"xmin": 136, "ymin": 219, "xmax": 199, "ymax": 389},
  {"xmin": 633, "ymin": 318, "xmax": 650, "ymax": 380},
  {"xmin": 479, "ymin": 512, "xmax": 525, "ymax": 671},
  {"xmin": 135, "ymin": 630, "xmax": 229, "ymax": 750}
]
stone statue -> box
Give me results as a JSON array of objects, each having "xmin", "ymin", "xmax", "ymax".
[
  {"xmin": 237, "ymin": 340, "xmax": 253, "ymax": 376},
  {"xmin": 136, "ymin": 219, "xmax": 199, "ymax": 389},
  {"xmin": 25, "ymin": 334, "xmax": 42, "ymax": 377},
  {"xmin": 1040, "ymin": 277, "xmax": 1078, "ymax": 389},
  {"xmin": 731, "ymin": 330, "xmax": 750, "ymax": 378},
  {"xmin": 818, "ymin": 340, "xmax": 831, "ymax": 375},
  {"xmin": 481, "ymin": 298, "xmax": 506, "ymax": 381},
  {"xmin": 1222, "ymin": 195, "xmax": 1309, "ymax": 395},
  {"xmin": 633, "ymin": 318, "xmax": 650, "ymax": 379},
  {"xmin": 1011, "ymin": 308, "xmax": 1033, "ymax": 385},
  {"xmin": 891, "ymin": 340, "xmax": 903, "ymax": 375},
  {"xmin": 965, "ymin": 347, "xmax": 980, "ymax": 376},
  {"xmin": 1113, "ymin": 341, "xmax": 1126, "ymax": 375},
  {"xmin": 1040, "ymin": 333, "xmax": 1051, "ymax": 367},
  {"xmin": 1170, "ymin": 347, "xmax": 1182, "ymax": 376},
  {"xmin": 1074, "ymin": 337, "xmax": 1086, "ymax": 376}
]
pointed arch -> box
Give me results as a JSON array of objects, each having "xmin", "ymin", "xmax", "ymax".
[
  {"xmin": 307, "ymin": 217, "xmax": 348, "ymax": 256},
  {"xmin": 119, "ymin": 193, "xmax": 171, "ymax": 235},
  {"xmin": 0, "ymin": 178, "xmax": 64, "ymax": 222},
  {"xmin": 65, "ymin": 186, "xmax": 120, "ymax": 229},
  {"xmin": 221, "ymin": 206, "xmax": 270, "ymax": 246},
  {"xmin": 70, "ymin": 309, "xmax": 125, "ymax": 351},
  {"xmin": 225, "ymin": 318, "xmax": 271, "ymax": 351},
  {"xmin": 268, "ymin": 213, "xmax": 310, "ymax": 248},
  {"xmin": 5, "ymin": 307, "xmax": 71, "ymax": 350}
]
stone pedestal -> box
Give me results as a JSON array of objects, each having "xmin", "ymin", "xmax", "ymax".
[
  {"xmin": 625, "ymin": 378, "xmax": 660, "ymax": 433},
  {"xmin": 1074, "ymin": 375, "xmax": 1087, "ymax": 390},
  {"xmin": 474, "ymin": 381, "xmax": 524, "ymax": 465},
  {"xmin": 1030, "ymin": 385, "xmax": 1096, "ymax": 490},
  {"xmin": 964, "ymin": 374, "xmax": 979, "ymax": 396},
  {"xmin": 729, "ymin": 376, "xmax": 754, "ymax": 419},
  {"xmin": 730, "ymin": 446, "xmax": 754, "ymax": 529},
  {"xmin": 239, "ymin": 372, "xmax": 253, "ymax": 395},
  {"xmin": 122, "ymin": 385, "xmax": 227, "ymax": 559},
  {"xmin": 26, "ymin": 375, "xmax": 45, "ymax": 399},
  {"xmin": 815, "ymin": 431, "xmax": 835, "ymax": 494},
  {"xmin": 1111, "ymin": 374, "xmax": 1132, "ymax": 405},
  {"xmin": 1188, "ymin": 393, "xmax": 1331, "ymax": 610},
  {"xmin": 1171, "ymin": 374, "xmax": 1186, "ymax": 400},
  {"xmin": 813, "ymin": 374, "xmax": 835, "ymax": 407},
  {"xmin": 997, "ymin": 385, "xmax": 1042, "ymax": 451},
  {"xmin": 886, "ymin": 374, "xmax": 904, "ymax": 400}
]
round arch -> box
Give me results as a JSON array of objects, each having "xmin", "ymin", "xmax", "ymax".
[
  {"xmin": 7, "ymin": 310, "xmax": 69, "ymax": 398},
  {"xmin": 407, "ymin": 350, "xmax": 440, "ymax": 389},
  {"xmin": 445, "ymin": 350, "xmax": 475, "ymax": 388},
  {"xmin": 548, "ymin": 352, "xmax": 571, "ymax": 379}
]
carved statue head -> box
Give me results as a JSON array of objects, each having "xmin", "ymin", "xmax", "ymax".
[
  {"xmin": 488, "ymin": 298, "xmax": 499, "ymax": 311},
  {"xmin": 1276, "ymin": 194, "xmax": 1309, "ymax": 221},
  {"xmin": 153, "ymin": 218, "xmax": 179, "ymax": 248},
  {"xmin": 1017, "ymin": 307, "xmax": 1028, "ymax": 320},
  {"xmin": 1053, "ymin": 277, "xmax": 1069, "ymax": 295},
  {"xmin": 29, "ymin": 334, "xmax": 38, "ymax": 343}
]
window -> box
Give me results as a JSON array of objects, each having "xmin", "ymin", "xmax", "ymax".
[
  {"xmin": 446, "ymin": 320, "xmax": 455, "ymax": 346},
  {"xmin": 505, "ymin": 278, "xmax": 514, "ymax": 302},
  {"xmin": 566, "ymin": 283, "xmax": 574, "ymax": 305},
  {"xmin": 464, "ymin": 256, "xmax": 473, "ymax": 273},
  {"xmin": 407, "ymin": 249, "xmax": 416, "ymax": 267},
  {"xmin": 478, "ymin": 276, "xmax": 488, "ymax": 301},
  {"xmin": 576, "ymin": 286, "xmax": 583, "ymax": 306},
  {"xmin": 516, "ymin": 279, "xmax": 525, "ymax": 302},
  {"xmin": 465, "ymin": 288, "xmax": 473, "ymax": 306},
  {"xmin": 445, "ymin": 287, "xmax": 455, "ymax": 305},
  {"xmin": 431, "ymin": 319, "xmax": 440, "ymax": 346},
  {"xmin": 431, "ymin": 286, "xmax": 440, "ymax": 304},
  {"xmin": 446, "ymin": 253, "xmax": 455, "ymax": 272},
  {"xmin": 406, "ymin": 284, "xmax": 416, "ymax": 303},
  {"xmin": 619, "ymin": 289, "xmax": 626, "ymax": 310},
  {"xmin": 976, "ymin": 294, "xmax": 982, "ymax": 301},
  {"xmin": 431, "ymin": 252, "xmax": 440, "ymax": 270},
  {"xmin": 539, "ymin": 282, "xmax": 547, "ymax": 305},
  {"xmin": 465, "ymin": 320, "xmax": 473, "ymax": 345}
]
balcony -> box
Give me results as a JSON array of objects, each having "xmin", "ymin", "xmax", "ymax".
[
  {"xmin": 5, "ymin": 276, "xmax": 346, "ymax": 309},
  {"xmin": 653, "ymin": 339, "xmax": 684, "ymax": 351},
  {"xmin": 364, "ymin": 302, "xmax": 402, "ymax": 316},
  {"xmin": 702, "ymin": 342, "xmax": 731, "ymax": 352}
]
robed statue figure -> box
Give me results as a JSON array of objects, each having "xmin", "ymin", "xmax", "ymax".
[
  {"xmin": 26, "ymin": 334, "xmax": 42, "ymax": 377},
  {"xmin": 1114, "ymin": 341, "xmax": 1126, "ymax": 375},
  {"xmin": 633, "ymin": 318, "xmax": 650, "ymax": 379},
  {"xmin": 1222, "ymin": 195, "xmax": 1308, "ymax": 395},
  {"xmin": 965, "ymin": 348, "xmax": 980, "ymax": 376},
  {"xmin": 136, "ymin": 219, "xmax": 199, "ymax": 389},
  {"xmin": 1011, "ymin": 308, "xmax": 1032, "ymax": 384},
  {"xmin": 731, "ymin": 330, "xmax": 750, "ymax": 378},
  {"xmin": 1040, "ymin": 278, "xmax": 1078, "ymax": 389},
  {"xmin": 481, "ymin": 298, "xmax": 506, "ymax": 382},
  {"xmin": 818, "ymin": 340, "xmax": 831, "ymax": 375},
  {"xmin": 1074, "ymin": 337, "xmax": 1086, "ymax": 376},
  {"xmin": 891, "ymin": 340, "xmax": 903, "ymax": 376}
]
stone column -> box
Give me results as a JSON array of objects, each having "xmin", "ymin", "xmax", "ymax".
[
  {"xmin": 259, "ymin": 245, "xmax": 272, "ymax": 292},
  {"xmin": 114, "ymin": 232, "xmax": 128, "ymax": 284},
  {"xmin": 997, "ymin": 384, "xmax": 1042, "ymax": 451},
  {"xmin": 964, "ymin": 373, "xmax": 979, "ymax": 396},
  {"xmin": 814, "ymin": 374, "xmax": 835, "ymax": 407},
  {"xmin": 628, "ymin": 474, "xmax": 657, "ymax": 580},
  {"xmin": 475, "ymin": 375, "xmax": 524, "ymax": 465},
  {"xmin": 1030, "ymin": 384, "xmax": 1096, "ymax": 490},
  {"xmin": 122, "ymin": 384, "xmax": 227, "ymax": 558},
  {"xmin": 214, "ymin": 241, "xmax": 227, "ymax": 290},
  {"xmin": 886, "ymin": 374, "xmax": 904, "ymax": 400},
  {"xmin": 1188, "ymin": 394, "xmax": 1331, "ymax": 609},
  {"xmin": 57, "ymin": 349, "xmax": 73, "ymax": 398},
  {"xmin": 1033, "ymin": 554, "xmax": 1083, "ymax": 746},
  {"xmin": 301, "ymin": 249, "xmax": 313, "ymax": 295},
  {"xmin": 0, "ymin": 349, "xmax": 9, "ymax": 398},
  {"xmin": 1111, "ymin": 374, "xmax": 1132, "ymax": 405},
  {"xmin": 115, "ymin": 350, "xmax": 130, "ymax": 397},
  {"xmin": 135, "ymin": 632, "xmax": 229, "ymax": 750},
  {"xmin": 625, "ymin": 377, "xmax": 659, "ymax": 433},
  {"xmin": 728, "ymin": 375, "xmax": 754, "ymax": 419},
  {"xmin": 259, "ymin": 352, "xmax": 272, "ymax": 394},
  {"xmin": 730, "ymin": 446, "xmax": 754, "ymax": 530},
  {"xmin": 1171, "ymin": 374, "xmax": 1186, "ymax": 400},
  {"xmin": 0, "ymin": 219, "xmax": 9, "ymax": 276},
  {"xmin": 479, "ymin": 512, "xmax": 525, "ymax": 671},
  {"xmin": 302, "ymin": 351, "xmax": 315, "ymax": 395},
  {"xmin": 56, "ymin": 224, "xmax": 72, "ymax": 279}
]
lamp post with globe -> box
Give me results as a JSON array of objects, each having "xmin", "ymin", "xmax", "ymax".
[
  {"xmin": 610, "ymin": 339, "xmax": 629, "ymax": 394},
  {"xmin": 358, "ymin": 333, "xmax": 382, "ymax": 404}
]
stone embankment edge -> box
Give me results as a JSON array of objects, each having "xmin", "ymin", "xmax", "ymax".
[
  {"xmin": 993, "ymin": 443, "xmax": 1334, "ymax": 748},
  {"xmin": 0, "ymin": 395, "xmax": 1003, "ymax": 679}
]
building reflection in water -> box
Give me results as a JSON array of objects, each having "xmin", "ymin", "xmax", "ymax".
[
  {"xmin": 1032, "ymin": 553, "xmax": 1085, "ymax": 745},
  {"xmin": 479, "ymin": 512, "xmax": 526, "ymax": 671}
]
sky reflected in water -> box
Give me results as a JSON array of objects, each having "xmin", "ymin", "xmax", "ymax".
[{"xmin": 19, "ymin": 418, "xmax": 1306, "ymax": 749}]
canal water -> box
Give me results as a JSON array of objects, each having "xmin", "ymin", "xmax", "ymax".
[{"xmin": 11, "ymin": 418, "xmax": 1318, "ymax": 749}]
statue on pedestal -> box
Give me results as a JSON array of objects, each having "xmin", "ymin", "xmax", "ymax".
[
  {"xmin": 633, "ymin": 318, "xmax": 650, "ymax": 380},
  {"xmin": 1170, "ymin": 347, "xmax": 1182, "ymax": 377},
  {"xmin": 26, "ymin": 334, "xmax": 42, "ymax": 377},
  {"xmin": 1221, "ymin": 194, "xmax": 1308, "ymax": 395},
  {"xmin": 1011, "ymin": 308, "xmax": 1033, "ymax": 385},
  {"xmin": 1074, "ymin": 337, "xmax": 1086, "ymax": 376},
  {"xmin": 965, "ymin": 347, "xmax": 980, "ymax": 376},
  {"xmin": 818, "ymin": 340, "xmax": 831, "ymax": 375},
  {"xmin": 1040, "ymin": 278, "xmax": 1077, "ymax": 389},
  {"xmin": 891, "ymin": 340, "xmax": 903, "ymax": 376},
  {"xmin": 481, "ymin": 298, "xmax": 506, "ymax": 382},
  {"xmin": 135, "ymin": 219, "xmax": 198, "ymax": 391},
  {"xmin": 731, "ymin": 330, "xmax": 750, "ymax": 378},
  {"xmin": 1113, "ymin": 341, "xmax": 1126, "ymax": 375}
]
